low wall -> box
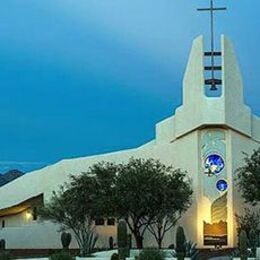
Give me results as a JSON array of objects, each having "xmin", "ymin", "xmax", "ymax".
[
  {"xmin": 0, "ymin": 222, "xmax": 116, "ymax": 249},
  {"xmin": 0, "ymin": 223, "xmax": 75, "ymax": 249}
]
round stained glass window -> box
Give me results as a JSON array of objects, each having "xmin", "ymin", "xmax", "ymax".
[
  {"xmin": 216, "ymin": 180, "xmax": 228, "ymax": 192},
  {"xmin": 205, "ymin": 154, "xmax": 225, "ymax": 175}
]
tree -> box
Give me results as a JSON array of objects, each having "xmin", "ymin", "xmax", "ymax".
[
  {"xmin": 236, "ymin": 148, "xmax": 260, "ymax": 205},
  {"xmin": 114, "ymin": 158, "xmax": 193, "ymax": 249},
  {"xmin": 235, "ymin": 208, "xmax": 260, "ymax": 241},
  {"xmin": 40, "ymin": 159, "xmax": 192, "ymax": 251},
  {"xmin": 146, "ymin": 170, "xmax": 193, "ymax": 249},
  {"xmin": 39, "ymin": 162, "xmax": 118, "ymax": 256}
]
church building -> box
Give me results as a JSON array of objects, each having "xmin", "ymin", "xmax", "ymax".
[{"xmin": 0, "ymin": 33, "xmax": 259, "ymax": 249}]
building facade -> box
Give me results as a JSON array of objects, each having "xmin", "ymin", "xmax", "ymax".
[{"xmin": 0, "ymin": 35, "xmax": 259, "ymax": 249}]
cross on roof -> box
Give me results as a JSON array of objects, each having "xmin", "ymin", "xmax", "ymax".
[{"xmin": 197, "ymin": 0, "xmax": 227, "ymax": 91}]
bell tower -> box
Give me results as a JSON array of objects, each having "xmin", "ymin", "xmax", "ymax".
[
  {"xmin": 174, "ymin": 0, "xmax": 253, "ymax": 248},
  {"xmin": 175, "ymin": 35, "xmax": 252, "ymax": 139},
  {"xmin": 155, "ymin": 1, "xmax": 260, "ymax": 248},
  {"xmin": 175, "ymin": 0, "xmax": 251, "ymax": 139}
]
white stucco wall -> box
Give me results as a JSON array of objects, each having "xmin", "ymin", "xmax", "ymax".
[
  {"xmin": 0, "ymin": 128, "xmax": 201, "ymax": 249},
  {"xmin": 0, "ymin": 210, "xmax": 31, "ymax": 228}
]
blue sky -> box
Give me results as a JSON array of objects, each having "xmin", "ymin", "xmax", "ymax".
[{"xmin": 0, "ymin": 0, "xmax": 259, "ymax": 172}]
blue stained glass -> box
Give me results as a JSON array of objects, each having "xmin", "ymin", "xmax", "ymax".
[
  {"xmin": 205, "ymin": 154, "xmax": 225, "ymax": 175},
  {"xmin": 216, "ymin": 180, "xmax": 228, "ymax": 192}
]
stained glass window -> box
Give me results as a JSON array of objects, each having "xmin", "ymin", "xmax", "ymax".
[
  {"xmin": 205, "ymin": 154, "xmax": 225, "ymax": 175},
  {"xmin": 216, "ymin": 180, "xmax": 228, "ymax": 192}
]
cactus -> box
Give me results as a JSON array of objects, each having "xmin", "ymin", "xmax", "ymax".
[
  {"xmin": 109, "ymin": 236, "xmax": 114, "ymax": 250},
  {"xmin": 111, "ymin": 253, "xmax": 119, "ymax": 260},
  {"xmin": 61, "ymin": 232, "xmax": 72, "ymax": 250},
  {"xmin": 240, "ymin": 230, "xmax": 248, "ymax": 260},
  {"xmin": 0, "ymin": 240, "xmax": 6, "ymax": 251},
  {"xmin": 126, "ymin": 234, "xmax": 131, "ymax": 257},
  {"xmin": 175, "ymin": 226, "xmax": 186, "ymax": 260},
  {"xmin": 0, "ymin": 240, "xmax": 10, "ymax": 260},
  {"xmin": 249, "ymin": 229, "xmax": 257, "ymax": 254},
  {"xmin": 117, "ymin": 220, "xmax": 128, "ymax": 260}
]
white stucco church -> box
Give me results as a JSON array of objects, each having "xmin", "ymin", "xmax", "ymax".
[{"xmin": 0, "ymin": 34, "xmax": 259, "ymax": 250}]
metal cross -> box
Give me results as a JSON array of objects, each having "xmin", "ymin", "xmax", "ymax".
[{"xmin": 198, "ymin": 0, "xmax": 227, "ymax": 89}]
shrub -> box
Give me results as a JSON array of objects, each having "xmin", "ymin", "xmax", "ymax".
[
  {"xmin": 240, "ymin": 230, "xmax": 248, "ymax": 260},
  {"xmin": 184, "ymin": 240, "xmax": 199, "ymax": 260},
  {"xmin": 235, "ymin": 209, "xmax": 260, "ymax": 241},
  {"xmin": 109, "ymin": 236, "xmax": 114, "ymax": 250},
  {"xmin": 230, "ymin": 248, "xmax": 240, "ymax": 258},
  {"xmin": 0, "ymin": 251, "xmax": 11, "ymax": 260},
  {"xmin": 61, "ymin": 232, "xmax": 72, "ymax": 250},
  {"xmin": 168, "ymin": 244, "xmax": 175, "ymax": 249},
  {"xmin": 0, "ymin": 240, "xmax": 6, "ymax": 251},
  {"xmin": 49, "ymin": 251, "xmax": 74, "ymax": 260},
  {"xmin": 172, "ymin": 239, "xmax": 199, "ymax": 260},
  {"xmin": 137, "ymin": 248, "xmax": 165, "ymax": 260},
  {"xmin": 111, "ymin": 253, "xmax": 119, "ymax": 260}
]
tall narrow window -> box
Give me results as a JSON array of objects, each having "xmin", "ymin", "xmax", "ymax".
[
  {"xmin": 204, "ymin": 51, "xmax": 222, "ymax": 97},
  {"xmin": 2, "ymin": 220, "xmax": 5, "ymax": 228},
  {"xmin": 32, "ymin": 207, "xmax": 38, "ymax": 221}
]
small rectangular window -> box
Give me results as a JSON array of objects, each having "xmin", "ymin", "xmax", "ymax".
[
  {"xmin": 107, "ymin": 218, "xmax": 115, "ymax": 226},
  {"xmin": 2, "ymin": 220, "xmax": 5, "ymax": 228},
  {"xmin": 95, "ymin": 218, "xmax": 105, "ymax": 226}
]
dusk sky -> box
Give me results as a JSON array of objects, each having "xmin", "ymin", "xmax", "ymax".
[{"xmin": 0, "ymin": 0, "xmax": 259, "ymax": 172}]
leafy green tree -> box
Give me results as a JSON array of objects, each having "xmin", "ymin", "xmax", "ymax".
[
  {"xmin": 40, "ymin": 159, "xmax": 192, "ymax": 252},
  {"xmin": 146, "ymin": 170, "xmax": 192, "ymax": 249},
  {"xmin": 236, "ymin": 148, "xmax": 260, "ymax": 205},
  {"xmin": 39, "ymin": 162, "xmax": 118, "ymax": 256},
  {"xmin": 235, "ymin": 208, "xmax": 260, "ymax": 244},
  {"xmin": 114, "ymin": 158, "xmax": 192, "ymax": 249}
]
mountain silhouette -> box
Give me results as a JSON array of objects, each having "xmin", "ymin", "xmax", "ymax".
[{"xmin": 0, "ymin": 169, "xmax": 24, "ymax": 187}]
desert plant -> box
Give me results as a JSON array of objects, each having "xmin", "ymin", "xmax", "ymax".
[
  {"xmin": 137, "ymin": 248, "xmax": 165, "ymax": 260},
  {"xmin": 172, "ymin": 239, "xmax": 199, "ymax": 260},
  {"xmin": 0, "ymin": 251, "xmax": 11, "ymax": 260},
  {"xmin": 175, "ymin": 226, "xmax": 186, "ymax": 260},
  {"xmin": 240, "ymin": 230, "xmax": 248, "ymax": 260},
  {"xmin": 111, "ymin": 253, "xmax": 119, "ymax": 260},
  {"xmin": 235, "ymin": 208, "xmax": 260, "ymax": 241},
  {"xmin": 49, "ymin": 251, "xmax": 74, "ymax": 260},
  {"xmin": 118, "ymin": 220, "xmax": 128, "ymax": 259},
  {"xmin": 230, "ymin": 248, "xmax": 240, "ymax": 258},
  {"xmin": 168, "ymin": 244, "xmax": 175, "ymax": 249},
  {"xmin": 109, "ymin": 236, "xmax": 114, "ymax": 250},
  {"xmin": 61, "ymin": 232, "xmax": 72, "ymax": 250},
  {"xmin": 83, "ymin": 231, "xmax": 98, "ymax": 256},
  {"xmin": 127, "ymin": 234, "xmax": 132, "ymax": 249},
  {"xmin": 184, "ymin": 240, "xmax": 199, "ymax": 260},
  {"xmin": 0, "ymin": 240, "xmax": 6, "ymax": 251},
  {"xmin": 248, "ymin": 229, "xmax": 257, "ymax": 256}
]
